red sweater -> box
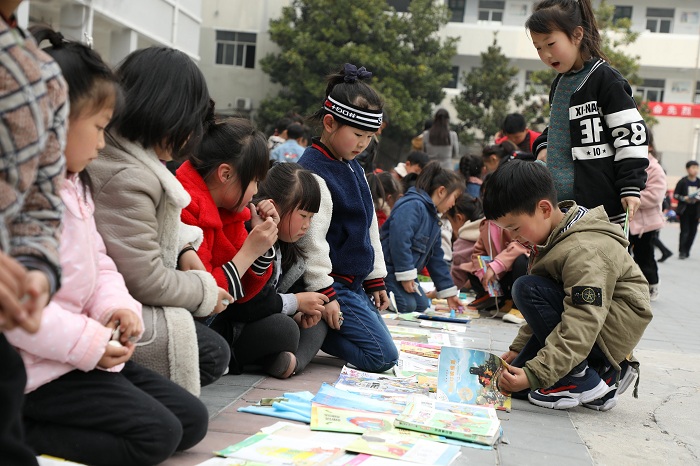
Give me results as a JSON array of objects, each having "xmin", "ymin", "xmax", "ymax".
[{"xmin": 177, "ymin": 161, "xmax": 272, "ymax": 303}]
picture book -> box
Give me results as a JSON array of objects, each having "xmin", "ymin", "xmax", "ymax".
[
  {"xmin": 333, "ymin": 373, "xmax": 429, "ymax": 398},
  {"xmin": 394, "ymin": 396, "xmax": 500, "ymax": 446},
  {"xmin": 310, "ymin": 404, "xmax": 396, "ymax": 434},
  {"xmin": 436, "ymin": 347, "xmax": 511, "ymax": 412},
  {"xmin": 477, "ymin": 256, "xmax": 504, "ymax": 297},
  {"xmin": 398, "ymin": 341, "xmax": 441, "ymax": 359},
  {"xmin": 344, "ymin": 431, "xmax": 461, "ymax": 465},
  {"xmin": 394, "ymin": 352, "xmax": 439, "ymax": 378},
  {"xmin": 312, "ymin": 383, "xmax": 404, "ymax": 415}
]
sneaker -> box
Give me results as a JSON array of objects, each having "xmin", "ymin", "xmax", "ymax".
[
  {"xmin": 528, "ymin": 366, "xmax": 609, "ymax": 410},
  {"xmin": 582, "ymin": 361, "xmax": 638, "ymax": 412},
  {"xmin": 502, "ymin": 308, "xmax": 526, "ymax": 324},
  {"xmin": 649, "ymin": 284, "xmax": 659, "ymax": 302},
  {"xmin": 467, "ymin": 294, "xmax": 497, "ymax": 311}
]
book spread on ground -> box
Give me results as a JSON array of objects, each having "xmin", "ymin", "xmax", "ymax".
[
  {"xmin": 344, "ymin": 431, "xmax": 461, "ymax": 465},
  {"xmin": 310, "ymin": 404, "xmax": 396, "ymax": 434},
  {"xmin": 436, "ymin": 347, "xmax": 511, "ymax": 412}
]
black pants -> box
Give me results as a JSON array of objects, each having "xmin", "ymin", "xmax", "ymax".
[
  {"xmin": 0, "ymin": 335, "xmax": 38, "ymax": 466},
  {"xmin": 468, "ymin": 253, "xmax": 529, "ymax": 298},
  {"xmin": 195, "ymin": 320, "xmax": 231, "ymax": 386},
  {"xmin": 679, "ymin": 209, "xmax": 699, "ymax": 256},
  {"xmin": 629, "ymin": 230, "xmax": 658, "ymax": 285},
  {"xmin": 23, "ymin": 362, "xmax": 208, "ymax": 466}
]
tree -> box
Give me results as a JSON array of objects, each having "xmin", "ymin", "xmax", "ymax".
[
  {"xmin": 257, "ymin": 0, "xmax": 457, "ymax": 146},
  {"xmin": 453, "ymin": 34, "xmax": 519, "ymax": 145}
]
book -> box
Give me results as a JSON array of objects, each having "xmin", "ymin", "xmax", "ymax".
[
  {"xmin": 312, "ymin": 383, "xmax": 404, "ymax": 415},
  {"xmin": 398, "ymin": 341, "xmax": 441, "ymax": 359},
  {"xmin": 394, "ymin": 396, "xmax": 500, "ymax": 446},
  {"xmin": 310, "ymin": 404, "xmax": 396, "ymax": 434},
  {"xmin": 477, "ymin": 255, "xmax": 504, "ymax": 297},
  {"xmin": 436, "ymin": 347, "xmax": 511, "ymax": 412},
  {"xmin": 333, "ymin": 372, "xmax": 429, "ymax": 398},
  {"xmin": 344, "ymin": 431, "xmax": 461, "ymax": 465}
]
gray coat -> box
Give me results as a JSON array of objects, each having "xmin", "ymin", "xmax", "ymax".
[{"xmin": 88, "ymin": 133, "xmax": 219, "ymax": 395}]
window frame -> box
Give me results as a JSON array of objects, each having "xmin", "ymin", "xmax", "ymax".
[{"xmin": 215, "ymin": 30, "xmax": 257, "ymax": 69}]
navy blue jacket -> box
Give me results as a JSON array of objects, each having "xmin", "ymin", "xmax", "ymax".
[{"xmin": 381, "ymin": 188, "xmax": 457, "ymax": 296}]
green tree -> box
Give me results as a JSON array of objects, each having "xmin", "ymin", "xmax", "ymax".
[
  {"xmin": 453, "ymin": 34, "xmax": 519, "ymax": 145},
  {"xmin": 257, "ymin": 0, "xmax": 457, "ymax": 145}
]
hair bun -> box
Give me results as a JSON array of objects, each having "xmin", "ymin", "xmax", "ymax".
[{"xmin": 343, "ymin": 63, "xmax": 372, "ymax": 83}]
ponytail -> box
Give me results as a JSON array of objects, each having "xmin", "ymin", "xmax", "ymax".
[
  {"xmin": 447, "ymin": 193, "xmax": 484, "ymax": 222},
  {"xmin": 414, "ymin": 161, "xmax": 464, "ymax": 197},
  {"xmin": 459, "ymin": 154, "xmax": 484, "ymax": 179}
]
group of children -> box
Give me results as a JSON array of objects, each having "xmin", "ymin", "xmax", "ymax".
[{"xmin": 0, "ymin": 0, "xmax": 656, "ymax": 464}]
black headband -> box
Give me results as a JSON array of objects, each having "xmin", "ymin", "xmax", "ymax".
[{"xmin": 323, "ymin": 96, "xmax": 383, "ymax": 132}]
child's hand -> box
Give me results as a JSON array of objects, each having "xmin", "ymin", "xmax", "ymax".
[
  {"xmin": 537, "ymin": 148, "xmax": 547, "ymax": 162},
  {"xmin": 295, "ymin": 292, "xmax": 327, "ymax": 318},
  {"xmin": 621, "ymin": 196, "xmax": 641, "ymax": 219},
  {"xmin": 244, "ymin": 217, "xmax": 278, "ymax": 258},
  {"xmin": 481, "ymin": 266, "xmax": 497, "ymax": 289},
  {"xmin": 252, "ymin": 200, "xmax": 280, "ymax": 225},
  {"xmin": 213, "ymin": 287, "xmax": 234, "ymax": 315},
  {"xmin": 425, "ymin": 289, "xmax": 437, "ymax": 299},
  {"xmin": 322, "ymin": 299, "xmax": 343, "ymax": 330},
  {"xmin": 108, "ymin": 309, "xmax": 143, "ymax": 344},
  {"xmin": 371, "ymin": 290, "xmax": 390, "ymax": 311},
  {"xmin": 178, "ymin": 246, "xmax": 205, "ymax": 271},
  {"xmin": 97, "ymin": 340, "xmax": 134, "ymax": 369},
  {"xmin": 446, "ymin": 295, "xmax": 462, "ymax": 311},
  {"xmin": 497, "ymin": 366, "xmax": 530, "ymax": 394},
  {"xmin": 0, "ymin": 252, "xmax": 29, "ymax": 332},
  {"xmin": 501, "ymin": 350, "xmax": 519, "ymax": 364},
  {"xmin": 400, "ymin": 280, "xmax": 417, "ymax": 294}
]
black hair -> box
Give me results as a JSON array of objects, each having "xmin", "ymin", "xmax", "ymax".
[
  {"xmin": 191, "ymin": 117, "xmax": 269, "ymax": 209},
  {"xmin": 446, "ymin": 193, "xmax": 484, "ymax": 222},
  {"xmin": 414, "ymin": 161, "xmax": 465, "ymax": 197},
  {"xmin": 482, "ymin": 141, "xmax": 517, "ymax": 165},
  {"xmin": 459, "ymin": 154, "xmax": 484, "ymax": 179},
  {"xmin": 526, "ymin": 0, "xmax": 607, "ymax": 62},
  {"xmin": 286, "ymin": 123, "xmax": 304, "ymax": 140},
  {"xmin": 402, "ymin": 172, "xmax": 419, "ymax": 192},
  {"xmin": 367, "ymin": 171, "xmax": 403, "ymax": 211},
  {"xmin": 31, "ymin": 26, "xmax": 120, "ymax": 198},
  {"xmin": 255, "ymin": 163, "xmax": 320, "ymax": 271},
  {"xmin": 428, "ymin": 108, "xmax": 451, "ymax": 146},
  {"xmin": 312, "ymin": 64, "xmax": 383, "ymax": 125},
  {"xmin": 406, "ymin": 151, "xmax": 430, "ymax": 168},
  {"xmin": 502, "ymin": 114, "xmax": 526, "ymax": 135},
  {"xmin": 482, "ymin": 159, "xmax": 558, "ymax": 220},
  {"xmin": 687, "ymin": 160, "xmax": 699, "ymax": 169},
  {"xmin": 274, "ymin": 117, "xmax": 293, "ymax": 134},
  {"xmin": 109, "ymin": 47, "xmax": 210, "ymax": 161}
]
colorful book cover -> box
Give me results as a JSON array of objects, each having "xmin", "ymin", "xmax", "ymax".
[
  {"xmin": 310, "ymin": 404, "xmax": 396, "ymax": 434},
  {"xmin": 398, "ymin": 341, "xmax": 442, "ymax": 359},
  {"xmin": 436, "ymin": 347, "xmax": 511, "ymax": 412},
  {"xmin": 394, "ymin": 352, "xmax": 439, "ymax": 378},
  {"xmin": 394, "ymin": 396, "xmax": 500, "ymax": 445},
  {"xmin": 333, "ymin": 373, "xmax": 429, "ymax": 398},
  {"xmin": 312, "ymin": 383, "xmax": 404, "ymax": 415},
  {"xmin": 477, "ymin": 255, "xmax": 504, "ymax": 297},
  {"xmin": 344, "ymin": 431, "xmax": 461, "ymax": 465}
]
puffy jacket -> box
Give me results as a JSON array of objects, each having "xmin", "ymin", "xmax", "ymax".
[
  {"xmin": 6, "ymin": 176, "xmax": 142, "ymax": 393},
  {"xmin": 630, "ymin": 155, "xmax": 666, "ymax": 236},
  {"xmin": 464, "ymin": 219, "xmax": 529, "ymax": 279}
]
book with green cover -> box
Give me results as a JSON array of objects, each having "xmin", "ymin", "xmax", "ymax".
[
  {"xmin": 344, "ymin": 431, "xmax": 461, "ymax": 465},
  {"xmin": 394, "ymin": 396, "xmax": 500, "ymax": 446},
  {"xmin": 310, "ymin": 404, "xmax": 396, "ymax": 434}
]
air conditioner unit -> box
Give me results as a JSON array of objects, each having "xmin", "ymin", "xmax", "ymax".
[{"xmin": 235, "ymin": 97, "xmax": 252, "ymax": 111}]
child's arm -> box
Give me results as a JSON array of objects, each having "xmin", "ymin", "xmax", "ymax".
[
  {"xmin": 386, "ymin": 203, "xmax": 422, "ymax": 284},
  {"xmin": 425, "ymin": 233, "xmax": 458, "ymax": 299},
  {"xmin": 533, "ymin": 128, "xmax": 548, "ymax": 162},
  {"xmin": 364, "ymin": 202, "xmax": 388, "ymax": 308},
  {"xmin": 489, "ymin": 232, "xmax": 529, "ymax": 279}
]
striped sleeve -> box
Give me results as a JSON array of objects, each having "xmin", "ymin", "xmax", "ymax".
[
  {"xmin": 363, "ymin": 277, "xmax": 386, "ymax": 293},
  {"xmin": 222, "ymin": 260, "xmax": 245, "ymax": 301},
  {"xmin": 250, "ymin": 247, "xmax": 275, "ymax": 275}
]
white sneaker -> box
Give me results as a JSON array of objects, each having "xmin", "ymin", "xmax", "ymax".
[
  {"xmin": 649, "ymin": 284, "xmax": 659, "ymax": 302},
  {"xmin": 502, "ymin": 309, "xmax": 525, "ymax": 324}
]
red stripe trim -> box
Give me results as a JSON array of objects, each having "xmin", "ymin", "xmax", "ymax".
[
  {"xmin": 539, "ymin": 385, "xmax": 577, "ymax": 395},
  {"xmin": 312, "ymin": 142, "xmax": 336, "ymax": 161}
]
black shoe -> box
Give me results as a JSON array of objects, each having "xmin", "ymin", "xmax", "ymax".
[
  {"xmin": 679, "ymin": 252, "xmax": 688, "ymax": 260},
  {"xmin": 658, "ymin": 251, "xmax": 673, "ymax": 263}
]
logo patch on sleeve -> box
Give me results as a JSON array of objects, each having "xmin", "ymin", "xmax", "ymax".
[{"xmin": 572, "ymin": 286, "xmax": 602, "ymax": 306}]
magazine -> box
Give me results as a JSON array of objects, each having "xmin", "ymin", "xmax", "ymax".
[
  {"xmin": 344, "ymin": 431, "xmax": 461, "ymax": 465},
  {"xmin": 394, "ymin": 396, "xmax": 500, "ymax": 446},
  {"xmin": 333, "ymin": 372, "xmax": 429, "ymax": 398},
  {"xmin": 477, "ymin": 255, "xmax": 504, "ymax": 297},
  {"xmin": 436, "ymin": 347, "xmax": 511, "ymax": 412}
]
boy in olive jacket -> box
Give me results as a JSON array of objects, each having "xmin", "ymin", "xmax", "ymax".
[{"xmin": 483, "ymin": 160, "xmax": 652, "ymax": 411}]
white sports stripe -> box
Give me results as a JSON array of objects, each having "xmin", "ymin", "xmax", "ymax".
[
  {"xmin": 327, "ymin": 96, "xmax": 383, "ymax": 118},
  {"xmin": 605, "ymin": 108, "xmax": 644, "ymax": 128},
  {"xmin": 613, "ymin": 145, "xmax": 648, "ymax": 161}
]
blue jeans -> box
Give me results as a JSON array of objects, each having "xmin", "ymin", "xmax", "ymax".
[
  {"xmin": 510, "ymin": 275, "xmax": 606, "ymax": 376},
  {"xmin": 384, "ymin": 274, "xmax": 430, "ymax": 313},
  {"xmin": 321, "ymin": 282, "xmax": 399, "ymax": 373}
]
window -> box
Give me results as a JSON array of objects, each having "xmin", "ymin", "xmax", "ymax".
[
  {"xmin": 447, "ymin": 0, "xmax": 466, "ymax": 22},
  {"xmin": 478, "ymin": 0, "xmax": 505, "ymax": 22},
  {"xmin": 646, "ymin": 8, "xmax": 673, "ymax": 33},
  {"xmin": 387, "ymin": 0, "xmax": 410, "ymax": 12},
  {"xmin": 613, "ymin": 6, "xmax": 633, "ymax": 24},
  {"xmin": 446, "ymin": 66, "xmax": 459, "ymax": 89},
  {"xmin": 215, "ymin": 31, "xmax": 256, "ymax": 68},
  {"xmin": 637, "ymin": 79, "xmax": 665, "ymax": 102}
]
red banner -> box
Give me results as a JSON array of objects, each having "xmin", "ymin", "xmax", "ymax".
[{"xmin": 647, "ymin": 101, "xmax": 700, "ymax": 118}]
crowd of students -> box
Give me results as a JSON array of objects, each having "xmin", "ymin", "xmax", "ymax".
[{"xmin": 0, "ymin": 0, "xmax": 669, "ymax": 464}]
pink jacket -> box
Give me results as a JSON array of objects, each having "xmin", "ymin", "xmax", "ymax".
[
  {"xmin": 463, "ymin": 219, "xmax": 529, "ymax": 279},
  {"xmin": 630, "ymin": 155, "xmax": 666, "ymax": 236},
  {"xmin": 6, "ymin": 176, "xmax": 142, "ymax": 393}
]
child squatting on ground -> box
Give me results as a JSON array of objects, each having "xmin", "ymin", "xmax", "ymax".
[{"xmin": 485, "ymin": 160, "xmax": 653, "ymax": 411}]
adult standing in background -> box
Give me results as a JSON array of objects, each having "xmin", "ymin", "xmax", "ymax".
[{"xmin": 423, "ymin": 108, "xmax": 459, "ymax": 170}]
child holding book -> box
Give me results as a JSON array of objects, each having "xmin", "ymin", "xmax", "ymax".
[{"xmin": 485, "ymin": 160, "xmax": 652, "ymax": 411}]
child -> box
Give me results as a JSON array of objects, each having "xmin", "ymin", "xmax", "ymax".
[
  {"xmin": 482, "ymin": 141, "xmax": 516, "ymax": 174},
  {"xmin": 6, "ymin": 29, "xmax": 208, "ymax": 465},
  {"xmin": 527, "ymin": 0, "xmax": 648, "ymax": 225},
  {"xmin": 268, "ymin": 116, "xmax": 293, "ymax": 151},
  {"xmin": 88, "ymin": 47, "xmax": 232, "ymax": 395},
  {"xmin": 297, "ymin": 63, "xmax": 398, "ymax": 373},
  {"xmin": 381, "ymin": 162, "xmax": 464, "ymax": 313},
  {"xmin": 629, "ymin": 140, "xmax": 666, "ymax": 301},
  {"xmin": 673, "ymin": 160, "xmax": 700, "ymax": 260},
  {"xmin": 458, "ymin": 154, "xmax": 484, "ymax": 198},
  {"xmin": 495, "ymin": 113, "xmax": 541, "ymax": 155},
  {"xmin": 0, "ymin": 8, "xmax": 68, "ymax": 465},
  {"xmin": 367, "ymin": 171, "xmax": 403, "ymax": 228},
  {"xmin": 486, "ymin": 160, "xmax": 652, "ymax": 411},
  {"xmin": 270, "ymin": 122, "xmax": 307, "ymax": 163},
  {"xmin": 177, "ymin": 118, "xmax": 319, "ymax": 378},
  {"xmin": 445, "ymin": 193, "xmax": 484, "ymax": 289},
  {"xmin": 390, "ymin": 150, "xmax": 430, "ymax": 182}
]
